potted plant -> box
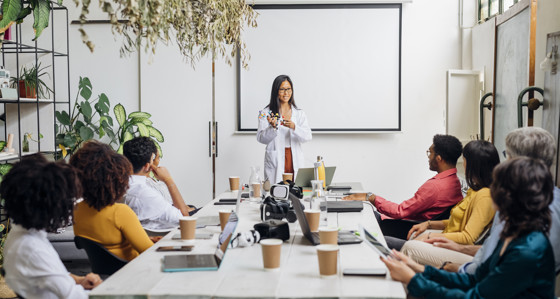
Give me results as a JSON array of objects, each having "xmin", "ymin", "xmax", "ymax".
[
  {"xmin": 113, "ymin": 104, "xmax": 164, "ymax": 155},
  {"xmin": 10, "ymin": 63, "xmax": 54, "ymax": 99},
  {"xmin": 56, "ymin": 77, "xmax": 117, "ymax": 158}
]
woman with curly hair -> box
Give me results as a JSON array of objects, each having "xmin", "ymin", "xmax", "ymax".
[
  {"xmin": 2, "ymin": 155, "xmax": 102, "ymax": 298},
  {"xmin": 71, "ymin": 140, "xmax": 154, "ymax": 261},
  {"xmin": 382, "ymin": 157, "xmax": 556, "ymax": 298}
]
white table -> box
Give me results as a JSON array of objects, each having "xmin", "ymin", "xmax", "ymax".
[{"xmin": 89, "ymin": 191, "xmax": 406, "ymax": 298}]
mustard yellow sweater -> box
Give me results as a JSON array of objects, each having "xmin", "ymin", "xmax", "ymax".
[
  {"xmin": 441, "ymin": 187, "xmax": 495, "ymax": 245},
  {"xmin": 73, "ymin": 201, "xmax": 153, "ymax": 261}
]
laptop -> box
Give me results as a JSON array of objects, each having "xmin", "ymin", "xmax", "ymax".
[
  {"xmin": 294, "ymin": 167, "xmax": 336, "ymax": 188},
  {"xmin": 162, "ymin": 212, "xmax": 238, "ymax": 272},
  {"xmin": 326, "ymin": 201, "xmax": 364, "ymax": 213},
  {"xmin": 288, "ymin": 193, "xmax": 362, "ymax": 245},
  {"xmin": 197, "ymin": 187, "xmax": 245, "ymax": 228}
]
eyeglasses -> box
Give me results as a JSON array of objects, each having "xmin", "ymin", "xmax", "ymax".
[
  {"xmin": 502, "ymin": 150, "xmax": 507, "ymax": 159},
  {"xmin": 279, "ymin": 88, "xmax": 292, "ymax": 93},
  {"xmin": 426, "ymin": 150, "xmax": 431, "ymax": 157}
]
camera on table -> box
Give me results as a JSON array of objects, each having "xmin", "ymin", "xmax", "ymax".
[{"xmin": 260, "ymin": 180, "xmax": 303, "ymax": 222}]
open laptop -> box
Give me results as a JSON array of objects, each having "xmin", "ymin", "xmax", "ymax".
[
  {"xmin": 162, "ymin": 212, "xmax": 238, "ymax": 272},
  {"xmin": 288, "ymin": 193, "xmax": 362, "ymax": 245},
  {"xmin": 197, "ymin": 187, "xmax": 245, "ymax": 228},
  {"xmin": 294, "ymin": 167, "xmax": 336, "ymax": 188}
]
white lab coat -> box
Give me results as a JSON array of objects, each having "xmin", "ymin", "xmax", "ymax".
[{"xmin": 257, "ymin": 107, "xmax": 312, "ymax": 184}]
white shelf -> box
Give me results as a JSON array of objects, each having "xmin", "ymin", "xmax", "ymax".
[{"xmin": 0, "ymin": 97, "xmax": 54, "ymax": 103}]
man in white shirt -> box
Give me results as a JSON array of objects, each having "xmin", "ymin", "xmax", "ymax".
[{"xmin": 123, "ymin": 137, "xmax": 194, "ymax": 230}]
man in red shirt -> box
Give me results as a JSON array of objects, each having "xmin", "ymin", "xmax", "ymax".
[{"xmin": 344, "ymin": 135, "xmax": 463, "ymax": 238}]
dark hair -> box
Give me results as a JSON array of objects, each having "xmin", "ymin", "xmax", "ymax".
[
  {"xmin": 265, "ymin": 75, "xmax": 298, "ymax": 115},
  {"xmin": 70, "ymin": 140, "xmax": 132, "ymax": 211},
  {"xmin": 1, "ymin": 154, "xmax": 81, "ymax": 232},
  {"xmin": 123, "ymin": 137, "xmax": 157, "ymax": 173},
  {"xmin": 491, "ymin": 157, "xmax": 553, "ymax": 238},
  {"xmin": 433, "ymin": 134, "xmax": 463, "ymax": 165},
  {"xmin": 462, "ymin": 140, "xmax": 500, "ymax": 191}
]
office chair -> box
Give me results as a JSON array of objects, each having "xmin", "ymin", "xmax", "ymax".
[
  {"xmin": 74, "ymin": 236, "xmax": 128, "ymax": 276},
  {"xmin": 378, "ymin": 205, "xmax": 454, "ymax": 240}
]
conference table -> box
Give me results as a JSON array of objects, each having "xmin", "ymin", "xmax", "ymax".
[{"xmin": 89, "ymin": 186, "xmax": 407, "ymax": 298}]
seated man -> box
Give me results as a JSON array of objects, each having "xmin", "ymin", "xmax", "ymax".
[
  {"xmin": 344, "ymin": 134, "xmax": 464, "ymax": 238},
  {"xmin": 425, "ymin": 127, "xmax": 560, "ymax": 274},
  {"xmin": 123, "ymin": 137, "xmax": 195, "ymax": 230}
]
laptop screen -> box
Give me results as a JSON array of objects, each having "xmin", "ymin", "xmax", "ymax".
[{"xmin": 294, "ymin": 167, "xmax": 336, "ymax": 188}]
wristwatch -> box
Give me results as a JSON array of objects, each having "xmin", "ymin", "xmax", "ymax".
[{"xmin": 366, "ymin": 192, "xmax": 373, "ymax": 202}]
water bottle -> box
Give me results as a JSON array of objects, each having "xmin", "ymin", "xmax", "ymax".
[
  {"xmin": 317, "ymin": 156, "xmax": 326, "ymax": 188},
  {"xmin": 249, "ymin": 166, "xmax": 262, "ymax": 201},
  {"xmin": 311, "ymin": 180, "xmax": 328, "ymax": 227}
]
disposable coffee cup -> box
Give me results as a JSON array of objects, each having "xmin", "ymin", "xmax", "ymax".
[
  {"xmin": 179, "ymin": 216, "xmax": 197, "ymax": 240},
  {"xmin": 319, "ymin": 227, "xmax": 338, "ymax": 245},
  {"xmin": 252, "ymin": 183, "xmax": 262, "ymax": 198},
  {"xmin": 229, "ymin": 176, "xmax": 240, "ymax": 191},
  {"xmin": 219, "ymin": 210, "xmax": 232, "ymax": 231},
  {"xmin": 260, "ymin": 238, "xmax": 283, "ymax": 270},
  {"xmin": 282, "ymin": 173, "xmax": 293, "ymax": 183},
  {"xmin": 304, "ymin": 209, "xmax": 321, "ymax": 232},
  {"xmin": 317, "ymin": 244, "xmax": 339, "ymax": 276}
]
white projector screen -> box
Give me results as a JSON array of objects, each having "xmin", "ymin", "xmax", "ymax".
[{"xmin": 237, "ymin": 4, "xmax": 401, "ymax": 132}]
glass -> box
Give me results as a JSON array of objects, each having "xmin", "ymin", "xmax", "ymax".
[
  {"xmin": 426, "ymin": 149, "xmax": 431, "ymax": 157},
  {"xmin": 489, "ymin": 0, "xmax": 499, "ymax": 17},
  {"xmin": 479, "ymin": 0, "xmax": 489, "ymax": 21},
  {"xmin": 278, "ymin": 88, "xmax": 292, "ymax": 93},
  {"xmin": 311, "ymin": 180, "xmax": 327, "ymax": 227}
]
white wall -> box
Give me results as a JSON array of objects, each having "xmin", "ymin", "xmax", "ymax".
[{"xmin": 63, "ymin": 0, "xmax": 463, "ymax": 207}]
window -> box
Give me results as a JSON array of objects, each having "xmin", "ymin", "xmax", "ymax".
[{"xmin": 478, "ymin": 0, "xmax": 519, "ymax": 23}]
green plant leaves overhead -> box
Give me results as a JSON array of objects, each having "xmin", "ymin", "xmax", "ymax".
[
  {"xmin": 149, "ymin": 127, "xmax": 164, "ymax": 142},
  {"xmin": 129, "ymin": 111, "xmax": 151, "ymax": 119},
  {"xmin": 79, "ymin": 77, "xmax": 92, "ymax": 100},
  {"xmin": 97, "ymin": 93, "xmax": 110, "ymax": 114},
  {"xmin": 55, "ymin": 110, "xmax": 70, "ymax": 126},
  {"xmin": 32, "ymin": 0, "xmax": 50, "ymax": 40},
  {"xmin": 0, "ymin": 0, "xmax": 21, "ymax": 32},
  {"xmin": 123, "ymin": 131, "xmax": 133, "ymax": 144},
  {"xmin": 136, "ymin": 123, "xmax": 149, "ymax": 137},
  {"xmin": 114, "ymin": 104, "xmax": 126, "ymax": 127}
]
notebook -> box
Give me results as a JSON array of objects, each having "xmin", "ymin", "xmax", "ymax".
[
  {"xmin": 162, "ymin": 212, "xmax": 238, "ymax": 272},
  {"xmin": 326, "ymin": 201, "xmax": 364, "ymax": 213},
  {"xmin": 294, "ymin": 167, "xmax": 336, "ymax": 188},
  {"xmin": 288, "ymin": 194, "xmax": 362, "ymax": 246}
]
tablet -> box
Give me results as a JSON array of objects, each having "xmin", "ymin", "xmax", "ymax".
[{"xmin": 363, "ymin": 228, "xmax": 392, "ymax": 258}]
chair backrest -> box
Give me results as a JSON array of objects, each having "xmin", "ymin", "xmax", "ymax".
[{"xmin": 74, "ymin": 236, "xmax": 128, "ymax": 275}]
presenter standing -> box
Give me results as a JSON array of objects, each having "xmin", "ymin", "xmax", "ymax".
[{"xmin": 257, "ymin": 75, "xmax": 312, "ymax": 184}]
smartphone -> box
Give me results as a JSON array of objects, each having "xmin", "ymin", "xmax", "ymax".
[
  {"xmin": 219, "ymin": 198, "xmax": 238, "ymax": 203},
  {"xmin": 156, "ymin": 245, "xmax": 193, "ymax": 252},
  {"xmin": 214, "ymin": 202, "xmax": 236, "ymax": 205},
  {"xmin": 342, "ymin": 268, "xmax": 386, "ymax": 276}
]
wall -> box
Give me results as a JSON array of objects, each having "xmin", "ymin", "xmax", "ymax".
[{"xmin": 64, "ymin": 0, "xmax": 462, "ymax": 207}]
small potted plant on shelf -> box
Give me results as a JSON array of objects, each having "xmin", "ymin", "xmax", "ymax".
[
  {"xmin": 9, "ymin": 63, "xmax": 54, "ymax": 99},
  {"xmin": 22, "ymin": 132, "xmax": 43, "ymax": 152}
]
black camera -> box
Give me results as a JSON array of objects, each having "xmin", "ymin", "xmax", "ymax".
[{"xmin": 260, "ymin": 181, "xmax": 304, "ymax": 223}]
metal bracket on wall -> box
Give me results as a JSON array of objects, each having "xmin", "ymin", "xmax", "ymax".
[
  {"xmin": 479, "ymin": 92, "xmax": 493, "ymax": 140},
  {"xmin": 517, "ymin": 86, "xmax": 544, "ymax": 127}
]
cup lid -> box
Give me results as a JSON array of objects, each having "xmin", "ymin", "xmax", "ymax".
[
  {"xmin": 319, "ymin": 227, "xmax": 338, "ymax": 232},
  {"xmin": 260, "ymin": 238, "xmax": 283, "ymax": 246},
  {"xmin": 180, "ymin": 216, "xmax": 197, "ymax": 221},
  {"xmin": 316, "ymin": 244, "xmax": 339, "ymax": 251}
]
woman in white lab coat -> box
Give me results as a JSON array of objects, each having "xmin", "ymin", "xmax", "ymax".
[{"xmin": 257, "ymin": 75, "xmax": 312, "ymax": 184}]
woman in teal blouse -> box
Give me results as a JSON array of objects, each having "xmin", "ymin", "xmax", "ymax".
[{"xmin": 382, "ymin": 157, "xmax": 556, "ymax": 299}]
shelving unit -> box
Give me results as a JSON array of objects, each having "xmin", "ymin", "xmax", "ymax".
[{"xmin": 0, "ymin": 3, "xmax": 71, "ymax": 162}]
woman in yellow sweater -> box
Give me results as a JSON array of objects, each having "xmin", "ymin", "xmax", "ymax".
[
  {"xmin": 72, "ymin": 141, "xmax": 154, "ymax": 261},
  {"xmin": 400, "ymin": 140, "xmax": 500, "ymax": 268}
]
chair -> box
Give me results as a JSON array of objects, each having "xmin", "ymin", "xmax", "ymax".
[
  {"xmin": 377, "ymin": 205, "xmax": 455, "ymax": 240},
  {"xmin": 74, "ymin": 236, "xmax": 128, "ymax": 276}
]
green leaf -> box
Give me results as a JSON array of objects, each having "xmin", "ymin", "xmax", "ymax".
[
  {"xmin": 32, "ymin": 0, "xmax": 51, "ymax": 40},
  {"xmin": 79, "ymin": 78, "xmax": 92, "ymax": 100},
  {"xmin": 128, "ymin": 111, "xmax": 151, "ymax": 119},
  {"xmin": 81, "ymin": 101, "xmax": 92, "ymax": 119},
  {"xmin": 55, "ymin": 110, "xmax": 70, "ymax": 126},
  {"xmin": 99, "ymin": 93, "xmax": 110, "ymax": 108},
  {"xmin": 148, "ymin": 126, "xmax": 164, "ymax": 142},
  {"xmin": 137, "ymin": 123, "xmax": 149, "ymax": 137},
  {"xmin": 106, "ymin": 129, "xmax": 115, "ymax": 140},
  {"xmin": 75, "ymin": 120, "xmax": 85, "ymax": 130},
  {"xmin": 98, "ymin": 126, "xmax": 105, "ymax": 138},
  {"xmin": 114, "ymin": 104, "xmax": 126, "ymax": 127},
  {"xmin": 0, "ymin": 0, "xmax": 22, "ymax": 32},
  {"xmin": 105, "ymin": 115, "xmax": 114, "ymax": 126},
  {"xmin": 117, "ymin": 144, "xmax": 124, "ymax": 154},
  {"xmin": 123, "ymin": 131, "xmax": 133, "ymax": 143},
  {"xmin": 79, "ymin": 126, "xmax": 94, "ymax": 141},
  {"xmin": 0, "ymin": 164, "xmax": 13, "ymax": 176},
  {"xmin": 63, "ymin": 134, "xmax": 77, "ymax": 148},
  {"xmin": 16, "ymin": 6, "xmax": 32, "ymax": 22},
  {"xmin": 130, "ymin": 117, "xmax": 149, "ymax": 125},
  {"xmin": 154, "ymin": 141, "xmax": 163, "ymax": 158}
]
